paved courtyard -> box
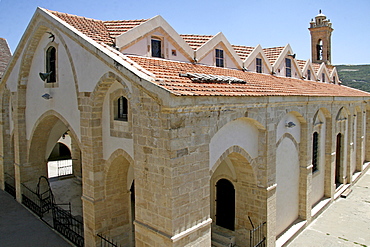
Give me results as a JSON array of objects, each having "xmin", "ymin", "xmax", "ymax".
[{"xmin": 288, "ymin": 168, "xmax": 370, "ymax": 247}]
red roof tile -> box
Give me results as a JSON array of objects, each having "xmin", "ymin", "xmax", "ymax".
[
  {"xmin": 180, "ymin": 34, "xmax": 214, "ymax": 50},
  {"xmin": 263, "ymin": 47, "xmax": 285, "ymax": 65},
  {"xmin": 296, "ymin": 59, "xmax": 307, "ymax": 69},
  {"xmin": 127, "ymin": 56, "xmax": 370, "ymax": 97},
  {"xmin": 47, "ymin": 10, "xmax": 147, "ymax": 46},
  {"xmin": 232, "ymin": 45, "xmax": 254, "ymax": 60},
  {"xmin": 103, "ymin": 19, "xmax": 148, "ymax": 38}
]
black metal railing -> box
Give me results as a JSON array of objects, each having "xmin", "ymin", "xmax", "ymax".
[
  {"xmin": 21, "ymin": 176, "xmax": 54, "ymax": 218},
  {"xmin": 4, "ymin": 173, "xmax": 16, "ymax": 198},
  {"xmin": 97, "ymin": 233, "xmax": 121, "ymax": 247},
  {"xmin": 249, "ymin": 221, "xmax": 266, "ymax": 247},
  {"xmin": 52, "ymin": 204, "xmax": 84, "ymax": 247},
  {"xmin": 20, "ymin": 176, "xmax": 84, "ymax": 246},
  {"xmin": 21, "ymin": 183, "xmax": 50, "ymax": 217}
]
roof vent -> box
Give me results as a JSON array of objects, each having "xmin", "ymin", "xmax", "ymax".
[{"xmin": 179, "ymin": 73, "xmax": 246, "ymax": 84}]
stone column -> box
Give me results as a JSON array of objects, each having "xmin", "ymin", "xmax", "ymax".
[
  {"xmin": 324, "ymin": 116, "xmax": 335, "ymax": 198},
  {"xmin": 265, "ymin": 184, "xmax": 277, "ymax": 247},
  {"xmin": 298, "ymin": 121, "xmax": 312, "ymax": 222},
  {"xmin": 79, "ymin": 93, "xmax": 106, "ymax": 247},
  {"xmin": 132, "ymin": 89, "xmax": 211, "ymax": 247},
  {"xmin": 365, "ymin": 110, "xmax": 370, "ymax": 162},
  {"xmin": 13, "ymin": 88, "xmax": 29, "ymax": 202}
]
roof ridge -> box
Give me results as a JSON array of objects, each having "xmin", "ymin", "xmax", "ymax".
[
  {"xmin": 103, "ymin": 19, "xmax": 148, "ymax": 23},
  {"xmin": 46, "ymin": 9, "xmax": 104, "ymax": 22}
]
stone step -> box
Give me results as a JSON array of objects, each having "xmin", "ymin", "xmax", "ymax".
[
  {"xmin": 212, "ymin": 230, "xmax": 235, "ymax": 247},
  {"xmin": 211, "ymin": 237, "xmax": 232, "ymax": 247}
]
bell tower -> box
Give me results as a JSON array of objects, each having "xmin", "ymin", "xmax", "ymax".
[{"xmin": 309, "ymin": 10, "xmax": 333, "ymax": 65}]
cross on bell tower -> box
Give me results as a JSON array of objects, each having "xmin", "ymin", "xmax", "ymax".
[{"xmin": 309, "ymin": 10, "xmax": 334, "ymax": 65}]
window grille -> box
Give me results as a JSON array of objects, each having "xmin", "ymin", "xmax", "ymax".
[
  {"xmin": 116, "ymin": 96, "xmax": 128, "ymax": 121},
  {"xmin": 312, "ymin": 132, "xmax": 319, "ymax": 172}
]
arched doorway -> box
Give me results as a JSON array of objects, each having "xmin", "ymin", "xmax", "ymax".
[
  {"xmin": 335, "ymin": 133, "xmax": 342, "ymax": 187},
  {"xmin": 216, "ymin": 178, "xmax": 235, "ymax": 231}
]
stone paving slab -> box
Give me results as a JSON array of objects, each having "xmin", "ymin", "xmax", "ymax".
[
  {"xmin": 288, "ymin": 169, "xmax": 370, "ymax": 247},
  {"xmin": 0, "ymin": 190, "xmax": 72, "ymax": 247}
]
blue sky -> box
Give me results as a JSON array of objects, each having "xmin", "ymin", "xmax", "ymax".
[{"xmin": 0, "ymin": 0, "xmax": 369, "ymax": 65}]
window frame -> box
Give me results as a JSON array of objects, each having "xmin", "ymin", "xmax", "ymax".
[
  {"xmin": 151, "ymin": 38, "xmax": 162, "ymax": 58},
  {"xmin": 312, "ymin": 132, "xmax": 319, "ymax": 173},
  {"xmin": 285, "ymin": 58, "xmax": 291, "ymax": 77},
  {"xmin": 46, "ymin": 46, "xmax": 57, "ymax": 83},
  {"xmin": 115, "ymin": 96, "xmax": 128, "ymax": 122},
  {"xmin": 256, "ymin": 58, "xmax": 262, "ymax": 73},
  {"xmin": 215, "ymin": 49, "xmax": 224, "ymax": 68}
]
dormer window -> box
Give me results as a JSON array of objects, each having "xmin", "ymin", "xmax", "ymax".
[
  {"xmin": 307, "ymin": 69, "xmax": 311, "ymax": 80},
  {"xmin": 151, "ymin": 38, "xmax": 162, "ymax": 58},
  {"xmin": 285, "ymin": 58, "xmax": 291, "ymax": 77},
  {"xmin": 215, "ymin": 49, "xmax": 224, "ymax": 67},
  {"xmin": 46, "ymin": 46, "xmax": 56, "ymax": 83},
  {"xmin": 256, "ymin": 58, "xmax": 262, "ymax": 73},
  {"xmin": 322, "ymin": 73, "xmax": 325, "ymax": 82},
  {"xmin": 333, "ymin": 76, "xmax": 336, "ymax": 84},
  {"xmin": 115, "ymin": 96, "xmax": 128, "ymax": 121}
]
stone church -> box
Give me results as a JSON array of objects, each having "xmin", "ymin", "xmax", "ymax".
[{"xmin": 0, "ymin": 7, "xmax": 369, "ymax": 247}]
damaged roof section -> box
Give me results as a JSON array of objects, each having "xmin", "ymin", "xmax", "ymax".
[{"xmin": 179, "ymin": 73, "xmax": 246, "ymax": 84}]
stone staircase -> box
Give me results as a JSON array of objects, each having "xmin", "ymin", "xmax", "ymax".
[{"xmin": 211, "ymin": 227, "xmax": 236, "ymax": 247}]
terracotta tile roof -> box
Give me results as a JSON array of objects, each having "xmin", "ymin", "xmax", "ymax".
[
  {"xmin": 103, "ymin": 19, "xmax": 148, "ymax": 38},
  {"xmin": 0, "ymin": 38, "xmax": 11, "ymax": 79},
  {"xmin": 297, "ymin": 59, "xmax": 306, "ymax": 69},
  {"xmin": 232, "ymin": 45, "xmax": 255, "ymax": 61},
  {"xmin": 127, "ymin": 56, "xmax": 370, "ymax": 97},
  {"xmin": 47, "ymin": 10, "xmax": 147, "ymax": 46},
  {"xmin": 311, "ymin": 62, "xmax": 321, "ymax": 73},
  {"xmin": 180, "ymin": 34, "xmax": 214, "ymax": 50},
  {"xmin": 263, "ymin": 47, "xmax": 285, "ymax": 65}
]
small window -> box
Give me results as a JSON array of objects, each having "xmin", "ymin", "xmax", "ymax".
[
  {"xmin": 307, "ymin": 69, "xmax": 311, "ymax": 80},
  {"xmin": 116, "ymin": 96, "xmax": 128, "ymax": 121},
  {"xmin": 312, "ymin": 132, "xmax": 319, "ymax": 172},
  {"xmin": 333, "ymin": 76, "xmax": 336, "ymax": 83},
  {"xmin": 215, "ymin": 49, "xmax": 224, "ymax": 67},
  {"xmin": 316, "ymin": 40, "xmax": 323, "ymax": 60},
  {"xmin": 322, "ymin": 73, "xmax": 325, "ymax": 82},
  {"xmin": 256, "ymin": 58, "xmax": 262, "ymax": 73},
  {"xmin": 46, "ymin": 46, "xmax": 56, "ymax": 83},
  {"xmin": 285, "ymin": 58, "xmax": 291, "ymax": 77},
  {"xmin": 151, "ymin": 38, "xmax": 162, "ymax": 58}
]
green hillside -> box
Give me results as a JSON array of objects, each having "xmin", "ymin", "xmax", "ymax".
[{"xmin": 336, "ymin": 64, "xmax": 370, "ymax": 92}]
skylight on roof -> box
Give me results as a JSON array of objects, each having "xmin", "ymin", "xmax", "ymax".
[{"xmin": 179, "ymin": 73, "xmax": 246, "ymax": 84}]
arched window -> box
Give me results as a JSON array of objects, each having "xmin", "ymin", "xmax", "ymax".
[
  {"xmin": 46, "ymin": 46, "xmax": 56, "ymax": 83},
  {"xmin": 116, "ymin": 96, "xmax": 128, "ymax": 121},
  {"xmin": 312, "ymin": 132, "xmax": 319, "ymax": 172},
  {"xmin": 316, "ymin": 40, "xmax": 323, "ymax": 60}
]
